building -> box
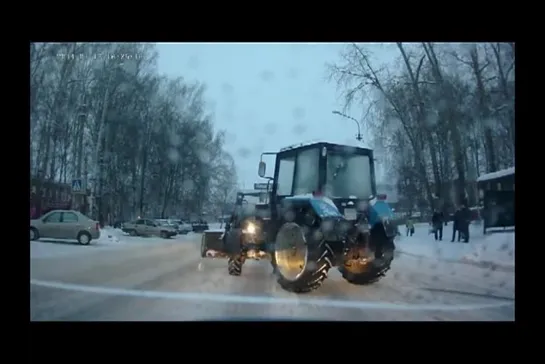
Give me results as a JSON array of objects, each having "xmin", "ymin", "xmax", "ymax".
[
  {"xmin": 30, "ymin": 177, "xmax": 72, "ymax": 218},
  {"xmin": 30, "ymin": 177, "xmax": 90, "ymax": 218}
]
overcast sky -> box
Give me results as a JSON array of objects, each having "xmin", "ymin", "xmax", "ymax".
[{"xmin": 155, "ymin": 42, "xmax": 398, "ymax": 189}]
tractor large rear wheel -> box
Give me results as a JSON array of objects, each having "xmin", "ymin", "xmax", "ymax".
[
  {"xmin": 274, "ymin": 222, "xmax": 333, "ymax": 294},
  {"xmin": 339, "ymin": 236, "xmax": 395, "ymax": 285}
]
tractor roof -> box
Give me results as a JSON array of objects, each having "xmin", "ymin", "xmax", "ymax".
[{"xmin": 279, "ymin": 140, "xmax": 372, "ymax": 152}]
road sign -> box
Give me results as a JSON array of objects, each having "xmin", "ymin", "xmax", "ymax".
[
  {"xmin": 254, "ymin": 183, "xmax": 270, "ymax": 191},
  {"xmin": 72, "ymin": 179, "xmax": 84, "ymax": 194}
]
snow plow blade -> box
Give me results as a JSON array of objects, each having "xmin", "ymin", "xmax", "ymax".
[{"xmin": 201, "ymin": 230, "xmax": 228, "ymax": 258}]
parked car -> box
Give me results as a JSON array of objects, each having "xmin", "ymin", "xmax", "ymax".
[
  {"xmin": 176, "ymin": 220, "xmax": 193, "ymax": 235},
  {"xmin": 30, "ymin": 210, "xmax": 101, "ymax": 245},
  {"xmin": 113, "ymin": 220, "xmax": 124, "ymax": 229},
  {"xmin": 122, "ymin": 218, "xmax": 177, "ymax": 238},
  {"xmin": 191, "ymin": 220, "xmax": 209, "ymax": 233},
  {"xmin": 156, "ymin": 219, "xmax": 178, "ymax": 230}
]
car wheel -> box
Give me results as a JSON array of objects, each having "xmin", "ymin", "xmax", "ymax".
[
  {"xmin": 30, "ymin": 227, "xmax": 39, "ymax": 241},
  {"xmin": 77, "ymin": 231, "xmax": 92, "ymax": 245},
  {"xmin": 129, "ymin": 230, "xmax": 137, "ymax": 236}
]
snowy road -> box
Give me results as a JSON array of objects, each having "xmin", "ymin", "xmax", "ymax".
[{"xmin": 30, "ymin": 231, "xmax": 514, "ymax": 321}]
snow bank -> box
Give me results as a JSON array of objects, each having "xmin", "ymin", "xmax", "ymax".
[
  {"xmin": 395, "ymin": 223, "xmax": 515, "ymax": 268},
  {"xmin": 95, "ymin": 226, "xmax": 153, "ymax": 245},
  {"xmin": 96, "ymin": 226, "xmax": 125, "ymax": 245},
  {"xmin": 207, "ymin": 223, "xmax": 224, "ymax": 230},
  {"xmin": 100, "ymin": 226, "xmax": 200, "ymax": 244},
  {"xmin": 461, "ymin": 230, "xmax": 514, "ymax": 268}
]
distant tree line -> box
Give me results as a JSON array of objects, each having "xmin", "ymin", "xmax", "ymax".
[
  {"xmin": 30, "ymin": 43, "xmax": 237, "ymax": 224},
  {"xmin": 328, "ymin": 43, "xmax": 514, "ymax": 214}
]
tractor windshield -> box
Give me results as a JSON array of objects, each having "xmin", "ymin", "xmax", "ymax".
[{"xmin": 324, "ymin": 153, "xmax": 373, "ymax": 199}]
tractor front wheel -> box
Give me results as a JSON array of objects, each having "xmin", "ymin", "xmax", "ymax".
[{"xmin": 228, "ymin": 255, "xmax": 245, "ymax": 276}]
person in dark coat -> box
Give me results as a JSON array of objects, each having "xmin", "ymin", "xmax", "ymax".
[
  {"xmin": 458, "ymin": 204, "xmax": 471, "ymax": 243},
  {"xmin": 451, "ymin": 208, "xmax": 461, "ymax": 242},
  {"xmin": 431, "ymin": 209, "xmax": 444, "ymax": 241}
]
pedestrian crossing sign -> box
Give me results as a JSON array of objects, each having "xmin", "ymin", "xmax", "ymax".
[{"xmin": 72, "ymin": 179, "xmax": 84, "ymax": 194}]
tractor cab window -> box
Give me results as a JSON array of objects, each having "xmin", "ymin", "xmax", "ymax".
[
  {"xmin": 276, "ymin": 157, "xmax": 295, "ymax": 195},
  {"xmin": 293, "ymin": 148, "xmax": 319, "ymax": 195},
  {"xmin": 325, "ymin": 153, "xmax": 373, "ymax": 198}
]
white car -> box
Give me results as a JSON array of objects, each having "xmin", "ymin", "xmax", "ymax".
[{"xmin": 176, "ymin": 220, "xmax": 192, "ymax": 235}]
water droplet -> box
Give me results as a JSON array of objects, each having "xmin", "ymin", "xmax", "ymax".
[
  {"xmin": 224, "ymin": 131, "xmax": 237, "ymax": 144},
  {"xmin": 168, "ymin": 149, "xmax": 179, "ymax": 162},
  {"xmin": 284, "ymin": 211, "xmax": 295, "ymax": 222},
  {"xmin": 264, "ymin": 123, "xmax": 276, "ymax": 135},
  {"xmin": 259, "ymin": 70, "xmax": 274, "ymax": 82},
  {"xmin": 182, "ymin": 180, "xmax": 194, "ymax": 191},
  {"xmin": 237, "ymin": 147, "xmax": 251, "ymax": 159},
  {"xmin": 221, "ymin": 83, "xmax": 234, "ymax": 94},
  {"xmin": 287, "ymin": 68, "xmax": 299, "ymax": 79},
  {"xmin": 292, "ymin": 124, "xmax": 307, "ymax": 135},
  {"xmin": 187, "ymin": 55, "xmax": 199, "ymax": 69},
  {"xmin": 321, "ymin": 220, "xmax": 335, "ymax": 232},
  {"xmin": 169, "ymin": 133, "xmax": 180, "ymax": 146},
  {"xmin": 292, "ymin": 107, "xmax": 305, "ymax": 120},
  {"xmin": 197, "ymin": 149, "xmax": 211, "ymax": 163}
]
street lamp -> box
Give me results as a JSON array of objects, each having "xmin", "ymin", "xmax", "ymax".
[{"xmin": 332, "ymin": 110, "xmax": 363, "ymax": 142}]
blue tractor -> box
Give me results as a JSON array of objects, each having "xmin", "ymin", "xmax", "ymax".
[{"xmin": 200, "ymin": 141, "xmax": 397, "ymax": 293}]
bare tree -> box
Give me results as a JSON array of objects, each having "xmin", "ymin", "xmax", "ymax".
[
  {"xmin": 327, "ymin": 42, "xmax": 515, "ymax": 213},
  {"xmin": 30, "ymin": 43, "xmax": 238, "ymax": 224}
]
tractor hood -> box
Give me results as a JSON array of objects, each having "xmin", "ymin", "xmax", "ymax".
[{"xmin": 285, "ymin": 194, "xmax": 394, "ymax": 227}]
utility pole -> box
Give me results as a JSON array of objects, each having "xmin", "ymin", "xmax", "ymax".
[
  {"xmin": 332, "ymin": 110, "xmax": 363, "ymax": 142},
  {"xmin": 93, "ymin": 67, "xmax": 115, "ymax": 224}
]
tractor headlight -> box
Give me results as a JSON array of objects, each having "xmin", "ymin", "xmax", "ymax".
[{"xmin": 243, "ymin": 222, "xmax": 257, "ymax": 235}]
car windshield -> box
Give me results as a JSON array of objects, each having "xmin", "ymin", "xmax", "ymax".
[{"xmin": 30, "ymin": 42, "xmax": 514, "ymax": 322}]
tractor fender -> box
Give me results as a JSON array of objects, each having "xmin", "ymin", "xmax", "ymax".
[{"xmin": 367, "ymin": 199, "xmax": 396, "ymax": 238}]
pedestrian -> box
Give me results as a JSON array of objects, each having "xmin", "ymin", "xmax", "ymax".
[
  {"xmin": 451, "ymin": 207, "xmax": 461, "ymax": 242},
  {"xmin": 405, "ymin": 218, "xmax": 415, "ymax": 237},
  {"xmin": 431, "ymin": 209, "xmax": 444, "ymax": 241},
  {"xmin": 459, "ymin": 203, "xmax": 471, "ymax": 243}
]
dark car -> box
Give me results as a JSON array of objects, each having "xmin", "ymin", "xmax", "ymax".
[
  {"xmin": 191, "ymin": 220, "xmax": 209, "ymax": 233},
  {"xmin": 113, "ymin": 220, "xmax": 124, "ymax": 229}
]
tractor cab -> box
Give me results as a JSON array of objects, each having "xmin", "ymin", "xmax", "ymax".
[
  {"xmin": 258, "ymin": 141, "xmax": 378, "ymax": 219},
  {"xmin": 233, "ymin": 190, "xmax": 271, "ymax": 221}
]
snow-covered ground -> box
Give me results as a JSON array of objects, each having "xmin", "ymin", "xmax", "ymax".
[
  {"xmin": 30, "ymin": 226, "xmax": 199, "ymax": 259},
  {"xmin": 395, "ymin": 223, "xmax": 514, "ymax": 269},
  {"xmin": 31, "ymin": 221, "xmax": 515, "ymax": 269}
]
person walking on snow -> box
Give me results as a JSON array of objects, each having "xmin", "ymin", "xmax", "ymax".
[
  {"xmin": 451, "ymin": 207, "xmax": 462, "ymax": 242},
  {"xmin": 458, "ymin": 203, "xmax": 471, "ymax": 243},
  {"xmin": 405, "ymin": 218, "xmax": 415, "ymax": 237},
  {"xmin": 431, "ymin": 209, "xmax": 444, "ymax": 241}
]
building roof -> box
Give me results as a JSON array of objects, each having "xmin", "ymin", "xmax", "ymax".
[{"xmin": 477, "ymin": 167, "xmax": 515, "ymax": 182}]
